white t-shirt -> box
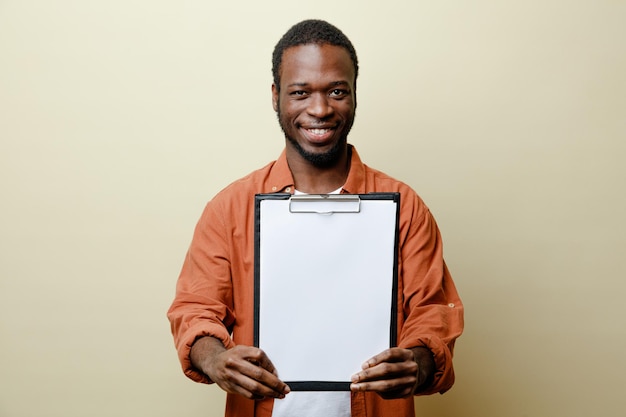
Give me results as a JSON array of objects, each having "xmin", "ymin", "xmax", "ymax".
[
  {"xmin": 272, "ymin": 391, "xmax": 350, "ymax": 417},
  {"xmin": 272, "ymin": 187, "xmax": 351, "ymax": 417}
]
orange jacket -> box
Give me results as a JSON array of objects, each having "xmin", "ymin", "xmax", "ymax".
[{"xmin": 167, "ymin": 145, "xmax": 464, "ymax": 417}]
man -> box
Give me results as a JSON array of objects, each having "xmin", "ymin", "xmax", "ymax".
[{"xmin": 168, "ymin": 19, "xmax": 463, "ymax": 417}]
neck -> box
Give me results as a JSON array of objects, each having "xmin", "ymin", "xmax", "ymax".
[{"xmin": 286, "ymin": 145, "xmax": 350, "ymax": 194}]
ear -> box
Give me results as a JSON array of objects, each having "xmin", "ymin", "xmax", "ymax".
[{"xmin": 271, "ymin": 83, "xmax": 278, "ymax": 112}]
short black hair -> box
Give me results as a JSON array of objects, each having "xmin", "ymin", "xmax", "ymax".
[{"xmin": 272, "ymin": 19, "xmax": 359, "ymax": 91}]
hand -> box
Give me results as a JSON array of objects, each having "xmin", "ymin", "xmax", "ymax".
[
  {"xmin": 350, "ymin": 347, "xmax": 434, "ymax": 399},
  {"xmin": 191, "ymin": 337, "xmax": 290, "ymax": 400}
]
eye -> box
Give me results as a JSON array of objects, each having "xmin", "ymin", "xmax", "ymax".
[
  {"xmin": 329, "ymin": 89, "xmax": 348, "ymax": 98},
  {"xmin": 290, "ymin": 90, "xmax": 308, "ymax": 98}
]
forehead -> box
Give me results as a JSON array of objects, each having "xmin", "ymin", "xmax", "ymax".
[{"xmin": 279, "ymin": 43, "xmax": 355, "ymax": 87}]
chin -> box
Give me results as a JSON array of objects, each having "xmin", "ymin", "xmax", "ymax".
[{"xmin": 293, "ymin": 138, "xmax": 346, "ymax": 168}]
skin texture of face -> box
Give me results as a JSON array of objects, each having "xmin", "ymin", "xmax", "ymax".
[{"xmin": 272, "ymin": 43, "xmax": 356, "ymax": 169}]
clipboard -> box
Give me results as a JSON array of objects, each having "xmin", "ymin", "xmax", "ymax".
[{"xmin": 253, "ymin": 193, "xmax": 400, "ymax": 391}]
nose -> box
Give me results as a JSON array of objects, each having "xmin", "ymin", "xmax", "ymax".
[{"xmin": 306, "ymin": 93, "xmax": 334, "ymax": 119}]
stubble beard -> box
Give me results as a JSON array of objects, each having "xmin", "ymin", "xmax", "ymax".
[{"xmin": 276, "ymin": 104, "xmax": 354, "ymax": 169}]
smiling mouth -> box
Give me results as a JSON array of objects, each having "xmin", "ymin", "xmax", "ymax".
[
  {"xmin": 306, "ymin": 128, "xmax": 332, "ymax": 135},
  {"xmin": 302, "ymin": 127, "xmax": 335, "ymax": 144}
]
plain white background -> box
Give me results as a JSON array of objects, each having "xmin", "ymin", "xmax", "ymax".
[{"xmin": 1, "ymin": 1, "xmax": 625, "ymax": 416}]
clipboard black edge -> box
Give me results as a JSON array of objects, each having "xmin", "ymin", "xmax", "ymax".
[
  {"xmin": 285, "ymin": 381, "xmax": 351, "ymax": 391},
  {"xmin": 252, "ymin": 192, "xmax": 400, "ymax": 390},
  {"xmin": 253, "ymin": 193, "xmax": 292, "ymax": 348}
]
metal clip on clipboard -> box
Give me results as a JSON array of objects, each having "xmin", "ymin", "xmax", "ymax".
[{"xmin": 288, "ymin": 194, "xmax": 361, "ymax": 214}]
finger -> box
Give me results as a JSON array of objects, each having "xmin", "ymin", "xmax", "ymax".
[
  {"xmin": 219, "ymin": 375, "xmax": 267, "ymax": 400},
  {"xmin": 353, "ymin": 360, "xmax": 418, "ymax": 383},
  {"xmin": 216, "ymin": 362, "xmax": 289, "ymax": 400},
  {"xmin": 245, "ymin": 348, "xmax": 280, "ymax": 376},
  {"xmin": 215, "ymin": 347, "xmax": 290, "ymax": 398},
  {"xmin": 234, "ymin": 372, "xmax": 290, "ymax": 400},
  {"xmin": 362, "ymin": 348, "xmax": 414, "ymax": 369},
  {"xmin": 230, "ymin": 346, "xmax": 278, "ymax": 375},
  {"xmin": 350, "ymin": 374, "xmax": 416, "ymax": 397},
  {"xmin": 232, "ymin": 359, "xmax": 290, "ymax": 396}
]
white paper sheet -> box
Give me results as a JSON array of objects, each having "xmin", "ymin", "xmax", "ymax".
[{"xmin": 256, "ymin": 196, "xmax": 398, "ymax": 387}]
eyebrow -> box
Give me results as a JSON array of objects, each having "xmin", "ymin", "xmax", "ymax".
[{"xmin": 286, "ymin": 81, "xmax": 351, "ymax": 88}]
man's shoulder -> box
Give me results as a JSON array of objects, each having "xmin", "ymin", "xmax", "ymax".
[
  {"xmin": 363, "ymin": 163, "xmax": 418, "ymax": 195},
  {"xmin": 361, "ymin": 163, "xmax": 431, "ymax": 219},
  {"xmin": 211, "ymin": 159, "xmax": 279, "ymax": 201}
]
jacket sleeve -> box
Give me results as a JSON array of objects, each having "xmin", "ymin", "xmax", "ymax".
[
  {"xmin": 396, "ymin": 192, "xmax": 464, "ymax": 395},
  {"xmin": 167, "ymin": 199, "xmax": 236, "ymax": 384}
]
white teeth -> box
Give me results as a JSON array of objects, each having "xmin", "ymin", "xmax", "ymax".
[{"xmin": 308, "ymin": 128, "xmax": 329, "ymax": 135}]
